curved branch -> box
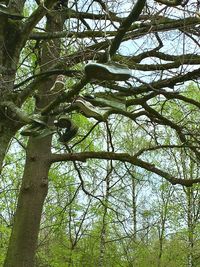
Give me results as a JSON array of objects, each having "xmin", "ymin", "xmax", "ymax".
[
  {"xmin": 14, "ymin": 69, "xmax": 80, "ymax": 89},
  {"xmin": 30, "ymin": 29, "xmax": 117, "ymax": 40},
  {"xmin": 21, "ymin": 0, "xmax": 57, "ymax": 42},
  {"xmin": 155, "ymin": 0, "xmax": 182, "ymax": 6},
  {"xmin": 0, "ymin": 101, "xmax": 31, "ymax": 123},
  {"xmin": 50, "ymin": 151, "xmax": 200, "ymax": 187},
  {"xmin": 117, "ymin": 55, "xmax": 200, "ymax": 71},
  {"xmin": 119, "ymin": 67, "xmax": 200, "ymax": 96},
  {"xmin": 107, "ymin": 0, "xmax": 146, "ymax": 59}
]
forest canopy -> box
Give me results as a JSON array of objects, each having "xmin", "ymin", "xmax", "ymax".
[{"xmin": 0, "ymin": 0, "xmax": 200, "ymax": 266}]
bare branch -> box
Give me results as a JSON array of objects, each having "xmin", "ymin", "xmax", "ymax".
[
  {"xmin": 21, "ymin": 0, "xmax": 57, "ymax": 41},
  {"xmin": 50, "ymin": 151, "xmax": 200, "ymax": 187},
  {"xmin": 107, "ymin": 0, "xmax": 146, "ymax": 59},
  {"xmin": 155, "ymin": 0, "xmax": 183, "ymax": 6}
]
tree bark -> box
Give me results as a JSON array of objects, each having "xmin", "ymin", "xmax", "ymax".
[
  {"xmin": 3, "ymin": 137, "xmax": 51, "ymax": 267},
  {"xmin": 0, "ymin": 0, "xmax": 26, "ymax": 173},
  {"xmin": 3, "ymin": 10, "xmax": 64, "ymax": 267}
]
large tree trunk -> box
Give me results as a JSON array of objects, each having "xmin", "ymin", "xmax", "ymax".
[
  {"xmin": 4, "ymin": 11, "xmax": 64, "ymax": 267},
  {"xmin": 3, "ymin": 136, "xmax": 51, "ymax": 267},
  {"xmin": 0, "ymin": 0, "xmax": 26, "ymax": 173}
]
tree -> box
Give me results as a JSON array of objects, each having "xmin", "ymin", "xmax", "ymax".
[{"xmin": 1, "ymin": 0, "xmax": 200, "ymax": 266}]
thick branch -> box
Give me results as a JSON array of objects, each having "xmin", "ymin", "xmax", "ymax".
[
  {"xmin": 21, "ymin": 0, "xmax": 57, "ymax": 42},
  {"xmin": 126, "ymin": 91, "xmax": 200, "ymax": 110},
  {"xmin": 0, "ymin": 101, "xmax": 31, "ymax": 123},
  {"xmin": 60, "ymin": 8, "xmax": 122, "ymax": 23},
  {"xmin": 14, "ymin": 69, "xmax": 80, "ymax": 90},
  {"xmin": 30, "ymin": 30, "xmax": 116, "ymax": 40},
  {"xmin": 108, "ymin": 0, "xmax": 146, "ymax": 59},
  {"xmin": 120, "ymin": 67, "xmax": 200, "ymax": 96},
  {"xmin": 50, "ymin": 151, "xmax": 200, "ymax": 187},
  {"xmin": 155, "ymin": 0, "xmax": 182, "ymax": 6},
  {"xmin": 117, "ymin": 55, "xmax": 200, "ymax": 71}
]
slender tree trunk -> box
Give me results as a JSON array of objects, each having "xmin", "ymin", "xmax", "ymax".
[
  {"xmin": 68, "ymin": 202, "xmax": 74, "ymax": 267},
  {"xmin": 157, "ymin": 225, "xmax": 164, "ymax": 267},
  {"xmin": 157, "ymin": 214, "xmax": 166, "ymax": 267},
  {"xmin": 99, "ymin": 205, "xmax": 108, "ymax": 267},
  {"xmin": 131, "ymin": 174, "xmax": 137, "ymax": 241},
  {"xmin": 157, "ymin": 185, "xmax": 171, "ymax": 267},
  {"xmin": 187, "ymin": 188, "xmax": 195, "ymax": 267},
  {"xmin": 98, "ymin": 163, "xmax": 111, "ymax": 267}
]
